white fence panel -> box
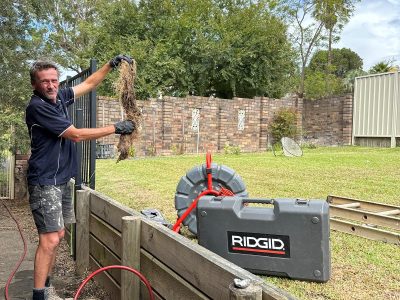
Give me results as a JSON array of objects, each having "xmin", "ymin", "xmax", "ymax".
[
  {"xmin": 353, "ymin": 71, "xmax": 400, "ymax": 147},
  {"xmin": 0, "ymin": 150, "xmax": 14, "ymax": 199}
]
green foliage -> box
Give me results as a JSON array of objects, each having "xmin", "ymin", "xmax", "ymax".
[
  {"xmin": 343, "ymin": 69, "xmax": 367, "ymax": 91},
  {"xmin": 128, "ymin": 145, "xmax": 136, "ymax": 158},
  {"xmin": 305, "ymin": 47, "xmax": 363, "ymax": 98},
  {"xmin": 281, "ymin": 0, "xmax": 359, "ymax": 97},
  {"xmin": 308, "ymin": 48, "xmax": 363, "ymax": 78},
  {"xmin": 312, "ymin": 0, "xmax": 357, "ymax": 39},
  {"xmin": 0, "ymin": 0, "xmax": 40, "ymax": 155},
  {"xmin": 304, "ymin": 70, "xmax": 345, "ymax": 99},
  {"xmin": 223, "ymin": 143, "xmax": 241, "ymax": 155},
  {"xmin": 269, "ymin": 108, "xmax": 298, "ymax": 142},
  {"xmin": 368, "ymin": 60, "xmax": 397, "ymax": 74},
  {"xmin": 32, "ymin": 0, "xmax": 296, "ymax": 99},
  {"xmin": 170, "ymin": 144, "xmax": 184, "ymax": 156}
]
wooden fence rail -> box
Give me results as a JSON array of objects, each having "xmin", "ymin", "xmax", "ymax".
[{"xmin": 71, "ymin": 186, "xmax": 295, "ymax": 300}]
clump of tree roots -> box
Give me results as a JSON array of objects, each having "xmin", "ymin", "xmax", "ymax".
[{"xmin": 114, "ymin": 60, "xmax": 142, "ymax": 162}]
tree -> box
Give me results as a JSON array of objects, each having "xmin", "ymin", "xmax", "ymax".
[
  {"xmin": 283, "ymin": 0, "xmax": 325, "ymax": 97},
  {"xmin": 312, "ymin": 0, "xmax": 358, "ymax": 68},
  {"xmin": 80, "ymin": 0, "xmax": 296, "ymax": 99},
  {"xmin": 343, "ymin": 69, "xmax": 367, "ymax": 92},
  {"xmin": 304, "ymin": 47, "xmax": 363, "ymax": 98},
  {"xmin": 0, "ymin": 0, "xmax": 40, "ymax": 155},
  {"xmin": 369, "ymin": 60, "xmax": 398, "ymax": 74},
  {"xmin": 304, "ymin": 70, "xmax": 344, "ymax": 99},
  {"xmin": 308, "ymin": 48, "xmax": 363, "ymax": 78},
  {"xmin": 28, "ymin": 0, "xmax": 102, "ymax": 72}
]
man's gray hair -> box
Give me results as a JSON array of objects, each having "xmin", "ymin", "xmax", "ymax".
[{"xmin": 30, "ymin": 60, "xmax": 60, "ymax": 83}]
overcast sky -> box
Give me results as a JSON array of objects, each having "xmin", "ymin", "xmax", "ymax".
[{"xmin": 336, "ymin": 0, "xmax": 400, "ymax": 71}]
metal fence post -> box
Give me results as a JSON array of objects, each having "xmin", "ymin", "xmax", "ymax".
[
  {"xmin": 72, "ymin": 108, "xmax": 84, "ymax": 259},
  {"xmin": 89, "ymin": 59, "xmax": 97, "ymax": 189},
  {"xmin": 75, "ymin": 109, "xmax": 83, "ymax": 190}
]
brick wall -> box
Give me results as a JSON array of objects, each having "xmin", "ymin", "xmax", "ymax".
[
  {"xmin": 302, "ymin": 94, "xmax": 353, "ymax": 146},
  {"xmin": 97, "ymin": 93, "xmax": 352, "ymax": 156}
]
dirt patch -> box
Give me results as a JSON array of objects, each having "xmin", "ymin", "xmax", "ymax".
[{"xmin": 6, "ymin": 199, "xmax": 110, "ymax": 299}]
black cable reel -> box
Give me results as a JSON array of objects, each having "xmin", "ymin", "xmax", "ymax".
[{"xmin": 174, "ymin": 162, "xmax": 248, "ymax": 235}]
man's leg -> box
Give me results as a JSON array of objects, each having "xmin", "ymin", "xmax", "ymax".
[
  {"xmin": 34, "ymin": 231, "xmax": 62, "ymax": 288},
  {"xmin": 28, "ymin": 184, "xmax": 65, "ymax": 299},
  {"xmin": 45, "ymin": 229, "xmax": 64, "ymax": 286}
]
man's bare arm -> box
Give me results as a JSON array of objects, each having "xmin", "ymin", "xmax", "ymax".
[
  {"xmin": 72, "ymin": 63, "xmax": 112, "ymax": 98},
  {"xmin": 72, "ymin": 55, "xmax": 133, "ymax": 98},
  {"xmin": 61, "ymin": 124, "xmax": 115, "ymax": 142}
]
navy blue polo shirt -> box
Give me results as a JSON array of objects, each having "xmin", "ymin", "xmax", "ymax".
[{"xmin": 25, "ymin": 88, "xmax": 77, "ymax": 185}]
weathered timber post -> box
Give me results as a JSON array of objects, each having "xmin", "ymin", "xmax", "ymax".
[
  {"xmin": 121, "ymin": 215, "xmax": 141, "ymax": 300},
  {"xmin": 229, "ymin": 279, "xmax": 262, "ymax": 300},
  {"xmin": 76, "ymin": 189, "xmax": 90, "ymax": 275}
]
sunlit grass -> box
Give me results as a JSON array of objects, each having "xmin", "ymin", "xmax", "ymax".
[{"xmin": 96, "ymin": 147, "xmax": 400, "ymax": 300}]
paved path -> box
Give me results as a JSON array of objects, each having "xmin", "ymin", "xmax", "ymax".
[{"xmin": 0, "ymin": 202, "xmax": 35, "ymax": 300}]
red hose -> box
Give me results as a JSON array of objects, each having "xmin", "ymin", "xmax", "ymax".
[
  {"xmin": 74, "ymin": 265, "xmax": 154, "ymax": 300},
  {"xmin": 2, "ymin": 201, "xmax": 28, "ymax": 300},
  {"xmin": 172, "ymin": 189, "xmax": 219, "ymax": 232},
  {"xmin": 172, "ymin": 152, "xmax": 234, "ymax": 232},
  {"xmin": 206, "ymin": 151, "xmax": 213, "ymax": 190}
]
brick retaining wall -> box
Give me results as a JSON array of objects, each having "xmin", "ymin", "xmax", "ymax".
[
  {"xmin": 96, "ymin": 94, "xmax": 352, "ymax": 157},
  {"xmin": 97, "ymin": 95, "xmax": 303, "ymax": 156},
  {"xmin": 302, "ymin": 94, "xmax": 353, "ymax": 146}
]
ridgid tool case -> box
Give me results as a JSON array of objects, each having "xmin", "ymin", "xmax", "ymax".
[{"xmin": 197, "ymin": 196, "xmax": 330, "ymax": 282}]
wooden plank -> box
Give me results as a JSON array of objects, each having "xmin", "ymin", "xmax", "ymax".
[
  {"xmin": 377, "ymin": 209, "xmax": 400, "ymax": 216},
  {"xmin": 327, "ymin": 195, "xmax": 400, "ymax": 213},
  {"xmin": 140, "ymin": 218, "xmax": 293, "ymax": 300},
  {"xmin": 140, "ymin": 286, "xmax": 163, "ymax": 300},
  {"xmin": 90, "ymin": 190, "xmax": 139, "ymax": 232},
  {"xmin": 330, "ymin": 218, "xmax": 400, "ymax": 245},
  {"xmin": 89, "ymin": 234, "xmax": 121, "ymax": 284},
  {"xmin": 90, "ymin": 213, "xmax": 122, "ymax": 257},
  {"xmin": 336, "ymin": 202, "xmax": 360, "ymax": 208},
  {"xmin": 65, "ymin": 224, "xmax": 71, "ymax": 247},
  {"xmin": 330, "ymin": 205, "xmax": 400, "ymax": 231},
  {"xmin": 76, "ymin": 189, "xmax": 90, "ymax": 275},
  {"xmin": 229, "ymin": 281, "xmax": 262, "ymax": 300},
  {"xmin": 121, "ymin": 216, "xmax": 141, "ymax": 300},
  {"xmin": 89, "ymin": 256, "xmax": 120, "ymax": 300},
  {"xmin": 140, "ymin": 248, "xmax": 210, "ymax": 300}
]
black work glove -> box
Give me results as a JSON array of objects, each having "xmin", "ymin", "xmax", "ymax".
[
  {"xmin": 109, "ymin": 54, "xmax": 133, "ymax": 69},
  {"xmin": 115, "ymin": 120, "xmax": 135, "ymax": 134}
]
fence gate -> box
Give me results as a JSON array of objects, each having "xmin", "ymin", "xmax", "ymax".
[
  {"xmin": 0, "ymin": 126, "xmax": 15, "ymax": 200},
  {"xmin": 60, "ymin": 59, "xmax": 97, "ymax": 258},
  {"xmin": 60, "ymin": 59, "xmax": 97, "ymax": 189},
  {"xmin": 353, "ymin": 71, "xmax": 400, "ymax": 147}
]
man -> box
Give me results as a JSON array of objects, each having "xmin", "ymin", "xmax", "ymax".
[{"xmin": 26, "ymin": 55, "xmax": 134, "ymax": 300}]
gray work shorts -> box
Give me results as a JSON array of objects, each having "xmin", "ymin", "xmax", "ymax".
[{"xmin": 28, "ymin": 183, "xmax": 76, "ymax": 234}]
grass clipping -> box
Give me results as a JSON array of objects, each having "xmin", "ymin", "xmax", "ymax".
[{"xmin": 114, "ymin": 60, "xmax": 142, "ymax": 162}]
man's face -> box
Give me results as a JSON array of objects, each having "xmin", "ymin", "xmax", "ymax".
[{"xmin": 32, "ymin": 68, "xmax": 60, "ymax": 102}]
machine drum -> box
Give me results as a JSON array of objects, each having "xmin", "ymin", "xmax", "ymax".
[{"xmin": 175, "ymin": 162, "xmax": 248, "ymax": 235}]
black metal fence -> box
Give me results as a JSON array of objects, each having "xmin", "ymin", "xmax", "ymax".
[{"xmin": 60, "ymin": 59, "xmax": 97, "ymax": 189}]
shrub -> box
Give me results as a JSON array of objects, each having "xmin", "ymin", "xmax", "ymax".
[
  {"xmin": 269, "ymin": 108, "xmax": 298, "ymax": 143},
  {"xmin": 224, "ymin": 143, "xmax": 241, "ymax": 155},
  {"xmin": 128, "ymin": 145, "xmax": 136, "ymax": 158}
]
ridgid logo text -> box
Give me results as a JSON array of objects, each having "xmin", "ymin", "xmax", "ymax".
[{"xmin": 228, "ymin": 231, "xmax": 290, "ymax": 258}]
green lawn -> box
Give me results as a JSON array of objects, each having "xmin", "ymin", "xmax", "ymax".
[{"xmin": 95, "ymin": 147, "xmax": 400, "ymax": 300}]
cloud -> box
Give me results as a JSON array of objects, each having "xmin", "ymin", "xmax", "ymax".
[{"xmin": 336, "ymin": 0, "xmax": 400, "ymax": 70}]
